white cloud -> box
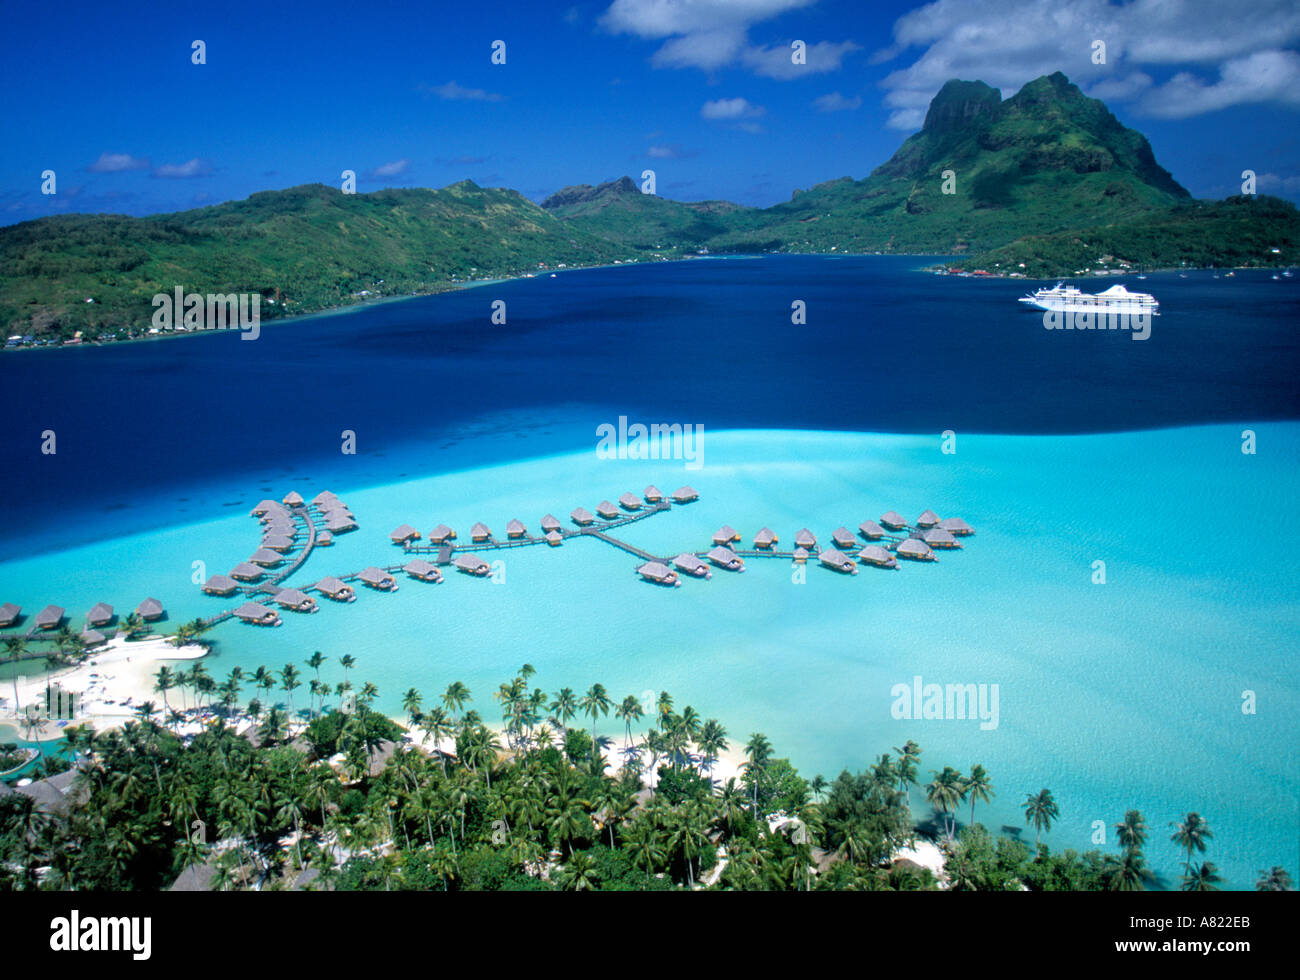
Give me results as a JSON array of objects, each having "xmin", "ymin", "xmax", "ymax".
[
  {"xmin": 152, "ymin": 159, "xmax": 212, "ymax": 179},
  {"xmin": 812, "ymin": 91, "xmax": 862, "ymax": 112},
  {"xmin": 368, "ymin": 159, "xmax": 411, "ymax": 179},
  {"xmin": 701, "ymin": 96, "xmax": 765, "ymax": 119},
  {"xmin": 600, "ymin": 0, "xmax": 856, "ymax": 78},
  {"xmin": 87, "ymin": 152, "xmax": 149, "ymax": 173},
  {"xmin": 420, "ymin": 81, "xmax": 504, "ymax": 102},
  {"xmin": 876, "ymin": 0, "xmax": 1300, "ymax": 129}
]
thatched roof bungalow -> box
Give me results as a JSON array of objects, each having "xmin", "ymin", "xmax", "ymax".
[
  {"xmin": 429, "ymin": 524, "xmax": 456, "ymax": 543},
  {"xmin": 357, "ymin": 567, "xmax": 397, "ymax": 590},
  {"xmin": 922, "ymin": 528, "xmax": 961, "ymax": 549},
  {"xmin": 506, "ymin": 519, "xmax": 527, "ymax": 539},
  {"xmin": 314, "ymin": 577, "xmax": 355, "ymax": 602},
  {"xmin": 230, "ymin": 562, "xmax": 264, "ymax": 582},
  {"xmin": 896, "ymin": 539, "xmax": 935, "ymax": 561},
  {"xmin": 404, "ymin": 559, "xmax": 442, "ymax": 582},
  {"xmin": 938, "ymin": 517, "xmax": 974, "ymax": 536},
  {"xmin": 390, "ymin": 524, "xmax": 420, "ymax": 544},
  {"xmin": 636, "ymin": 561, "xmax": 679, "ymax": 586},
  {"xmin": 753, "ymin": 527, "xmax": 777, "ymax": 549},
  {"xmin": 831, "ymin": 527, "xmax": 856, "ymax": 549},
  {"xmin": 570, "ymin": 507, "xmax": 595, "ymax": 526},
  {"xmin": 794, "ymin": 528, "xmax": 817, "ymax": 549},
  {"xmin": 712, "ymin": 525, "xmax": 741, "ymax": 545},
  {"xmin": 81, "ymin": 629, "xmax": 107, "ymax": 647},
  {"xmin": 858, "ymin": 545, "xmax": 897, "ymax": 569},
  {"xmin": 858, "ymin": 520, "xmax": 886, "ymax": 540},
  {"xmin": 203, "ymin": 575, "xmax": 240, "ymax": 596},
  {"xmin": 273, "ymin": 589, "xmax": 318, "ymax": 613},
  {"xmin": 818, "ymin": 548, "xmax": 858, "ymax": 574},
  {"xmin": 545, "ymin": 531, "xmax": 563, "ymax": 546},
  {"xmin": 644, "ymin": 485, "xmax": 664, "ymax": 503},
  {"xmin": 879, "ymin": 511, "xmax": 907, "ymax": 530},
  {"xmin": 596, "ymin": 500, "xmax": 619, "ymax": 520},
  {"xmin": 249, "ymin": 548, "xmax": 285, "ymax": 567},
  {"xmin": 671, "ymin": 486, "xmax": 699, "ymax": 503},
  {"xmin": 540, "ymin": 514, "xmax": 561, "ymax": 533},
  {"xmin": 619, "ymin": 492, "xmax": 641, "ymax": 511},
  {"xmin": 452, "ymin": 554, "xmax": 490, "ymax": 576},
  {"xmin": 86, "ymin": 602, "xmax": 114, "ymax": 627},
  {"xmin": 326, "ymin": 515, "xmax": 358, "ymax": 533},
  {"xmin": 262, "ymin": 534, "xmax": 295, "ymax": 552},
  {"xmin": 234, "ymin": 601, "xmax": 281, "ymax": 626},
  {"xmin": 0, "ymin": 603, "xmax": 21, "ymax": 627},
  {"xmin": 282, "ymin": 491, "xmax": 305, "ymax": 507},
  {"xmin": 470, "ymin": 522, "xmax": 493, "ymax": 542},
  {"xmin": 917, "ymin": 509, "xmax": 941, "ymax": 528},
  {"xmin": 706, "ymin": 546, "xmax": 744, "ymax": 572},
  {"xmin": 136, "ymin": 598, "xmax": 164, "ymax": 621},
  {"xmin": 672, "ymin": 554, "xmax": 711, "ymax": 578}
]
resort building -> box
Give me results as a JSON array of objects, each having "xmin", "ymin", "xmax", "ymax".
[
  {"xmin": 712, "ymin": 525, "xmax": 741, "ymax": 545},
  {"xmin": 540, "ymin": 514, "xmax": 561, "ymax": 533},
  {"xmin": 858, "ymin": 545, "xmax": 898, "ymax": 569},
  {"xmin": 596, "ymin": 500, "xmax": 619, "ymax": 520},
  {"xmin": 230, "ymin": 562, "xmax": 265, "ymax": 583},
  {"xmin": 390, "ymin": 524, "xmax": 420, "ymax": 545},
  {"xmin": 233, "ymin": 602, "xmax": 281, "ymax": 626},
  {"xmin": 326, "ymin": 515, "xmax": 358, "ymax": 533},
  {"xmin": 86, "ymin": 602, "xmax": 114, "ymax": 627},
  {"xmin": 136, "ymin": 598, "xmax": 164, "ymax": 621},
  {"xmin": 879, "ymin": 511, "xmax": 907, "ymax": 530},
  {"xmin": 644, "ymin": 485, "xmax": 664, "ymax": 504},
  {"xmin": 619, "ymin": 492, "xmax": 641, "ymax": 511},
  {"xmin": 794, "ymin": 528, "xmax": 817, "ymax": 550},
  {"xmin": 506, "ymin": 519, "xmax": 527, "ymax": 539},
  {"xmin": 753, "ymin": 527, "xmax": 777, "ymax": 549},
  {"xmin": 896, "ymin": 539, "xmax": 936, "ymax": 562},
  {"xmin": 316, "ymin": 531, "xmax": 334, "ymax": 547},
  {"xmin": 203, "ymin": 575, "xmax": 240, "ymax": 596},
  {"xmin": 818, "ymin": 548, "xmax": 858, "ymax": 574},
  {"xmin": 34, "ymin": 605, "xmax": 64, "ymax": 629},
  {"xmin": 452, "ymin": 554, "xmax": 490, "ymax": 576},
  {"xmin": 938, "ymin": 517, "xmax": 974, "ymax": 536},
  {"xmin": 357, "ymin": 567, "xmax": 397, "ymax": 591},
  {"xmin": 404, "ymin": 559, "xmax": 442, "ymax": 582},
  {"xmin": 314, "ymin": 577, "xmax": 356, "ymax": 602},
  {"xmin": 0, "ymin": 603, "xmax": 19, "ymax": 627},
  {"xmin": 251, "ymin": 499, "xmax": 282, "ymax": 516},
  {"xmin": 262, "ymin": 534, "xmax": 295, "ymax": 552},
  {"xmin": 706, "ymin": 546, "xmax": 745, "ymax": 571},
  {"xmin": 571, "ymin": 507, "xmax": 595, "ymax": 526},
  {"xmin": 249, "ymin": 548, "xmax": 285, "ymax": 567},
  {"xmin": 429, "ymin": 524, "xmax": 456, "ymax": 544},
  {"xmin": 81, "ymin": 629, "xmax": 107, "ymax": 647},
  {"xmin": 917, "ymin": 509, "xmax": 941, "ymax": 528},
  {"xmin": 922, "ymin": 528, "xmax": 961, "ymax": 549},
  {"xmin": 793, "ymin": 547, "xmax": 810, "ymax": 564},
  {"xmin": 831, "ymin": 527, "xmax": 856, "ymax": 550},
  {"xmin": 636, "ymin": 561, "xmax": 679, "ymax": 586},
  {"xmin": 672, "ymin": 553, "xmax": 711, "ymax": 578},
  {"xmin": 282, "ymin": 491, "xmax": 305, "ymax": 507},
  {"xmin": 470, "ymin": 522, "xmax": 493, "ymax": 542},
  {"xmin": 858, "ymin": 520, "xmax": 886, "ymax": 540},
  {"xmin": 545, "ymin": 530, "xmax": 563, "ymax": 546},
  {"xmin": 273, "ymin": 589, "xmax": 318, "ymax": 613},
  {"xmin": 312, "ymin": 491, "xmax": 338, "ymax": 506},
  {"xmin": 671, "ymin": 486, "xmax": 699, "ymax": 503}
]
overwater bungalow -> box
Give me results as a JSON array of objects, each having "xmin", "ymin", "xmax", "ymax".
[
  {"xmin": 831, "ymin": 527, "xmax": 856, "ymax": 549},
  {"xmin": 753, "ymin": 527, "xmax": 778, "ymax": 549},
  {"xmin": 234, "ymin": 601, "xmax": 281, "ymax": 626},
  {"xmin": 858, "ymin": 520, "xmax": 886, "ymax": 540},
  {"xmin": 644, "ymin": 485, "xmax": 664, "ymax": 504},
  {"xmin": 938, "ymin": 517, "xmax": 974, "ymax": 536},
  {"xmin": 506, "ymin": 519, "xmax": 527, "ymax": 539},
  {"xmin": 137, "ymin": 598, "xmax": 164, "ymax": 621},
  {"xmin": 312, "ymin": 491, "xmax": 339, "ymax": 506},
  {"xmin": 545, "ymin": 530, "xmax": 563, "ymax": 547},
  {"xmin": 282, "ymin": 491, "xmax": 305, "ymax": 507},
  {"xmin": 273, "ymin": 589, "xmax": 318, "ymax": 613},
  {"xmin": 263, "ymin": 520, "xmax": 298, "ymax": 536},
  {"xmin": 429, "ymin": 524, "xmax": 456, "ymax": 544},
  {"xmin": 357, "ymin": 567, "xmax": 398, "ymax": 591},
  {"xmin": 672, "ymin": 553, "xmax": 712, "ymax": 579},
  {"xmin": 571, "ymin": 507, "xmax": 595, "ymax": 526},
  {"xmin": 262, "ymin": 534, "xmax": 295, "ymax": 552},
  {"xmin": 452, "ymin": 554, "xmax": 490, "ymax": 576},
  {"xmin": 470, "ymin": 522, "xmax": 493, "ymax": 542},
  {"xmin": 794, "ymin": 528, "xmax": 817, "ymax": 550},
  {"xmin": 230, "ymin": 562, "xmax": 265, "ymax": 583},
  {"xmin": 792, "ymin": 547, "xmax": 810, "ymax": 563},
  {"xmin": 320, "ymin": 504, "xmax": 353, "ymax": 519},
  {"xmin": 314, "ymin": 577, "xmax": 356, "ymax": 602},
  {"xmin": 671, "ymin": 486, "xmax": 699, "ymax": 503},
  {"xmin": 818, "ymin": 548, "xmax": 858, "ymax": 574},
  {"xmin": 706, "ymin": 546, "xmax": 745, "ymax": 572},
  {"xmin": 390, "ymin": 524, "xmax": 420, "ymax": 545},
  {"xmin": 596, "ymin": 500, "xmax": 619, "ymax": 520},
  {"xmin": 81, "ymin": 629, "xmax": 107, "ymax": 647},
  {"xmin": 896, "ymin": 539, "xmax": 935, "ymax": 562},
  {"xmin": 859, "ymin": 545, "xmax": 898, "ymax": 569},
  {"xmin": 404, "ymin": 559, "xmax": 442, "ymax": 583},
  {"xmin": 316, "ymin": 531, "xmax": 334, "ymax": 546},
  {"xmin": 540, "ymin": 514, "xmax": 561, "ymax": 533},
  {"xmin": 712, "ymin": 525, "xmax": 741, "ymax": 545},
  {"xmin": 922, "ymin": 528, "xmax": 961, "ymax": 549},
  {"xmin": 619, "ymin": 492, "xmax": 641, "ymax": 511},
  {"xmin": 917, "ymin": 509, "xmax": 941, "ymax": 528},
  {"xmin": 0, "ymin": 603, "xmax": 21, "ymax": 627},
  {"xmin": 251, "ymin": 499, "xmax": 281, "ymax": 516},
  {"xmin": 326, "ymin": 515, "xmax": 358, "ymax": 533},
  {"xmin": 249, "ymin": 548, "xmax": 285, "ymax": 567},
  {"xmin": 636, "ymin": 561, "xmax": 679, "ymax": 586},
  {"xmin": 34, "ymin": 605, "xmax": 64, "ymax": 630},
  {"xmin": 86, "ymin": 602, "xmax": 114, "ymax": 627},
  {"xmin": 203, "ymin": 575, "xmax": 240, "ymax": 596},
  {"xmin": 879, "ymin": 511, "xmax": 907, "ymax": 530}
]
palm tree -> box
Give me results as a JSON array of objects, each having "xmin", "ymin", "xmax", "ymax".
[
  {"xmin": 925, "ymin": 767, "xmax": 965, "ymax": 839},
  {"xmin": 1115, "ymin": 809, "xmax": 1148, "ymax": 852},
  {"xmin": 965, "ymin": 763, "xmax": 994, "ymax": 826},
  {"xmin": 557, "ymin": 850, "xmax": 601, "ymax": 891},
  {"xmin": 402, "ymin": 688, "xmax": 423, "ymax": 725},
  {"xmin": 697, "ymin": 718, "xmax": 728, "ymax": 782},
  {"xmin": 154, "ymin": 666, "xmax": 175, "ymax": 720},
  {"xmin": 656, "ymin": 690, "xmax": 673, "ymax": 725},
  {"xmin": 442, "ymin": 681, "xmax": 470, "ymax": 721},
  {"xmin": 306, "ymin": 650, "xmax": 325, "ymax": 684},
  {"xmin": 743, "ymin": 732, "xmax": 773, "ymax": 817},
  {"xmin": 1023, "ymin": 788, "xmax": 1059, "ymax": 847},
  {"xmin": 5, "ymin": 636, "xmax": 28, "ymax": 711},
  {"xmin": 1104, "ymin": 849, "xmax": 1153, "ymax": 891},
  {"xmin": 1170, "ymin": 812, "xmax": 1213, "ymax": 874},
  {"xmin": 893, "ymin": 741, "xmax": 921, "ymax": 811},
  {"xmin": 615, "ymin": 694, "xmax": 643, "ymax": 750},
  {"xmin": 1181, "ymin": 861, "xmax": 1223, "ymax": 892},
  {"xmin": 339, "ymin": 654, "xmax": 356, "ymax": 685},
  {"xmin": 1255, "ymin": 867, "xmax": 1293, "ymax": 891},
  {"xmin": 809, "ymin": 773, "xmax": 828, "ymax": 802},
  {"xmin": 280, "ymin": 664, "xmax": 301, "ymax": 720},
  {"xmin": 549, "ymin": 687, "xmax": 578, "ymax": 737},
  {"xmin": 580, "ymin": 683, "xmax": 612, "ymax": 746}
]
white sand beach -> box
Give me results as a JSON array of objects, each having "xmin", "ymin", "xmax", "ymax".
[{"xmin": 0, "ymin": 635, "xmax": 208, "ymax": 738}]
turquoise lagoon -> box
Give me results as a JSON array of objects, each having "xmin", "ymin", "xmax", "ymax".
[{"xmin": 0, "ymin": 422, "xmax": 1295, "ymax": 888}]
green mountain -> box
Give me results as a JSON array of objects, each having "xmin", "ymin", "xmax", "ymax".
[
  {"xmin": 541, "ymin": 176, "xmax": 750, "ymax": 251},
  {"xmin": 0, "ymin": 180, "xmax": 622, "ymax": 338},
  {"xmin": 710, "ymin": 71, "xmax": 1192, "ymax": 256}
]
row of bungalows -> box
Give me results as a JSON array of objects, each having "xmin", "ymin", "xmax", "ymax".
[
  {"xmin": 706, "ymin": 546, "xmax": 744, "ymax": 572},
  {"xmin": 314, "ymin": 577, "xmax": 356, "ymax": 602},
  {"xmin": 0, "ymin": 603, "xmax": 21, "ymax": 628},
  {"xmin": 272, "ymin": 588, "xmax": 318, "ymax": 613},
  {"xmin": 453, "ymin": 553, "xmax": 490, "ymax": 576},
  {"xmin": 404, "ymin": 558, "xmax": 442, "ymax": 582},
  {"xmin": 673, "ymin": 553, "xmax": 711, "ymax": 578},
  {"xmin": 636, "ymin": 561, "xmax": 679, "ymax": 586},
  {"xmin": 357, "ymin": 567, "xmax": 397, "ymax": 591},
  {"xmin": 818, "ymin": 548, "xmax": 858, "ymax": 574},
  {"xmin": 234, "ymin": 601, "xmax": 282, "ymax": 626},
  {"xmin": 858, "ymin": 545, "xmax": 898, "ymax": 569},
  {"xmin": 712, "ymin": 525, "xmax": 741, "ymax": 546}
]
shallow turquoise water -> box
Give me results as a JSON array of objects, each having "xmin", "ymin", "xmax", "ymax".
[{"xmin": 0, "ymin": 424, "xmax": 1295, "ymax": 888}]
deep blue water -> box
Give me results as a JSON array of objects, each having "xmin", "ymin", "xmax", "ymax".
[{"xmin": 1, "ymin": 255, "xmax": 1297, "ymax": 559}]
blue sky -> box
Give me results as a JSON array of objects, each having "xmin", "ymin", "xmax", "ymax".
[{"xmin": 2, "ymin": 0, "xmax": 1298, "ymax": 225}]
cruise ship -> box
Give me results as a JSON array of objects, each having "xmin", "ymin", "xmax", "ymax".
[{"xmin": 1019, "ymin": 282, "xmax": 1159, "ymax": 315}]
